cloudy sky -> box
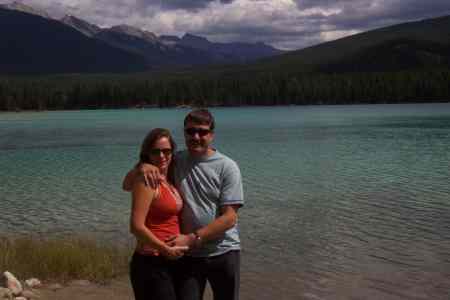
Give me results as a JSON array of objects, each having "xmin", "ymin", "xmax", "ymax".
[{"xmin": 3, "ymin": 0, "xmax": 450, "ymax": 50}]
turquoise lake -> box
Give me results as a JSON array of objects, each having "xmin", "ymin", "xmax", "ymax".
[{"xmin": 1, "ymin": 104, "xmax": 450, "ymax": 299}]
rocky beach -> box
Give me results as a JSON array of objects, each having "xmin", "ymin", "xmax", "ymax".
[
  {"xmin": 1, "ymin": 271, "xmax": 132, "ymax": 300},
  {"xmin": 0, "ymin": 272, "xmax": 221, "ymax": 300}
]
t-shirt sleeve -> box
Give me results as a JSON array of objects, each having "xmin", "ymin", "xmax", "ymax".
[{"xmin": 220, "ymin": 160, "xmax": 244, "ymax": 206}]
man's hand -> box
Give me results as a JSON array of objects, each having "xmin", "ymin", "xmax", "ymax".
[
  {"xmin": 122, "ymin": 163, "xmax": 163, "ymax": 191},
  {"xmin": 160, "ymin": 245, "xmax": 189, "ymax": 260},
  {"xmin": 138, "ymin": 163, "xmax": 163, "ymax": 189},
  {"xmin": 166, "ymin": 234, "xmax": 195, "ymax": 248}
]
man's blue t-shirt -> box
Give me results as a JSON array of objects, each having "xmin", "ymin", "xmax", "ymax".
[{"xmin": 174, "ymin": 150, "xmax": 244, "ymax": 257}]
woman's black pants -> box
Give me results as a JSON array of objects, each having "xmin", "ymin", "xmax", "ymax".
[{"xmin": 129, "ymin": 252, "xmax": 178, "ymax": 300}]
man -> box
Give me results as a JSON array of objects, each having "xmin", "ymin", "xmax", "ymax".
[{"xmin": 123, "ymin": 109, "xmax": 244, "ymax": 300}]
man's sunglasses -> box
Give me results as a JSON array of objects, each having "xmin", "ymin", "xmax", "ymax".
[
  {"xmin": 149, "ymin": 148, "xmax": 173, "ymax": 156},
  {"xmin": 184, "ymin": 128, "xmax": 211, "ymax": 137}
]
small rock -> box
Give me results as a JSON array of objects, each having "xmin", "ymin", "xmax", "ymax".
[
  {"xmin": 46, "ymin": 283, "xmax": 63, "ymax": 291},
  {"xmin": 68, "ymin": 280, "xmax": 91, "ymax": 286},
  {"xmin": 25, "ymin": 278, "xmax": 41, "ymax": 289},
  {"xmin": 0, "ymin": 287, "xmax": 13, "ymax": 299},
  {"xmin": 3, "ymin": 272, "xmax": 23, "ymax": 296},
  {"xmin": 22, "ymin": 290, "xmax": 40, "ymax": 299},
  {"xmin": 302, "ymin": 293, "xmax": 322, "ymax": 300}
]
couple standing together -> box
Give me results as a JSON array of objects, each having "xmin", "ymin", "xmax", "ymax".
[{"xmin": 123, "ymin": 109, "xmax": 244, "ymax": 300}]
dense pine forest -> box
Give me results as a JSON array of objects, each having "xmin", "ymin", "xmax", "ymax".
[{"xmin": 1, "ymin": 68, "xmax": 449, "ymax": 111}]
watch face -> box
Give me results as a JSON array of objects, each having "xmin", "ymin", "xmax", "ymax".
[{"xmin": 194, "ymin": 233, "xmax": 202, "ymax": 248}]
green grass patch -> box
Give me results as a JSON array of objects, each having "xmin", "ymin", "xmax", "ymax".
[{"xmin": 0, "ymin": 236, "xmax": 131, "ymax": 283}]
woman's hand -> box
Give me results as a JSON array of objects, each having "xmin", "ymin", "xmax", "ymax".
[{"xmin": 160, "ymin": 245, "xmax": 189, "ymax": 260}]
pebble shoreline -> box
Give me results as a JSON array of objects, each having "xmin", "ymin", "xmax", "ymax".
[
  {"xmin": 1, "ymin": 271, "xmax": 42, "ymax": 300},
  {"xmin": 1, "ymin": 271, "xmax": 95, "ymax": 300},
  {"xmin": 0, "ymin": 271, "xmax": 220, "ymax": 300}
]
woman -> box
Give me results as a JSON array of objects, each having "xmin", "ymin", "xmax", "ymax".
[{"xmin": 129, "ymin": 128, "xmax": 186, "ymax": 300}]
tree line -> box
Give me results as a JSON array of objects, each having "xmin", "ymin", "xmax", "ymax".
[{"xmin": 1, "ymin": 68, "xmax": 449, "ymax": 111}]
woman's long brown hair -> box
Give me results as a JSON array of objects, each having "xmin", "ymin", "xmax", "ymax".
[{"xmin": 139, "ymin": 128, "xmax": 177, "ymax": 184}]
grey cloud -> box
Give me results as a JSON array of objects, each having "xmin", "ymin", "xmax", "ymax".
[
  {"xmin": 135, "ymin": 0, "xmax": 234, "ymax": 11},
  {"xmin": 380, "ymin": 0, "xmax": 450, "ymax": 20},
  {"xmin": 293, "ymin": 0, "xmax": 356, "ymax": 11},
  {"xmin": 309, "ymin": 0, "xmax": 449, "ymax": 27},
  {"xmin": 192, "ymin": 0, "xmax": 450, "ymax": 50},
  {"xmin": 7, "ymin": 0, "xmax": 450, "ymax": 50},
  {"xmin": 161, "ymin": 0, "xmax": 449, "ymax": 50},
  {"xmin": 193, "ymin": 18, "xmax": 325, "ymax": 50},
  {"xmin": 291, "ymin": 0, "xmax": 450, "ymax": 39}
]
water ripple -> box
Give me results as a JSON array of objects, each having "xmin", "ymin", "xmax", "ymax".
[{"xmin": 2, "ymin": 105, "xmax": 450, "ymax": 299}]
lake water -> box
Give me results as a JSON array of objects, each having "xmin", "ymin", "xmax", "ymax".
[{"xmin": 1, "ymin": 104, "xmax": 450, "ymax": 300}]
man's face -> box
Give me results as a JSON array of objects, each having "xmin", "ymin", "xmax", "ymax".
[{"xmin": 184, "ymin": 121, "xmax": 214, "ymax": 157}]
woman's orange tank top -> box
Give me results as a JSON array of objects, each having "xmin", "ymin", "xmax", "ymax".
[{"xmin": 136, "ymin": 181, "xmax": 183, "ymax": 256}]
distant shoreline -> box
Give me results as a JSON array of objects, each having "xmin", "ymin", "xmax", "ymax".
[
  {"xmin": 2, "ymin": 101, "xmax": 450, "ymax": 113},
  {"xmin": 2, "ymin": 68, "xmax": 450, "ymax": 111}
]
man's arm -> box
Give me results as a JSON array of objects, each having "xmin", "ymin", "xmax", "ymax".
[
  {"xmin": 167, "ymin": 204, "xmax": 241, "ymax": 248},
  {"xmin": 196, "ymin": 204, "xmax": 241, "ymax": 241}
]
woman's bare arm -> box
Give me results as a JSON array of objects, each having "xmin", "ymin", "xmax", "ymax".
[
  {"xmin": 130, "ymin": 179, "xmax": 186, "ymax": 258},
  {"xmin": 122, "ymin": 168, "xmax": 139, "ymax": 191}
]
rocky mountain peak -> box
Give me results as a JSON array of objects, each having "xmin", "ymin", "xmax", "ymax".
[
  {"xmin": 109, "ymin": 24, "xmax": 158, "ymax": 42},
  {"xmin": 180, "ymin": 33, "xmax": 212, "ymax": 50},
  {"xmin": 0, "ymin": 1, "xmax": 50, "ymax": 19},
  {"xmin": 61, "ymin": 15, "xmax": 101, "ymax": 37},
  {"xmin": 159, "ymin": 35, "xmax": 181, "ymax": 46},
  {"xmin": 182, "ymin": 33, "xmax": 209, "ymax": 42}
]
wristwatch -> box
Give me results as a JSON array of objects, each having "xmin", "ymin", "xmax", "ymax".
[{"xmin": 193, "ymin": 231, "xmax": 202, "ymax": 248}]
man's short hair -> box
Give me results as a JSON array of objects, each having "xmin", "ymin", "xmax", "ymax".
[{"xmin": 184, "ymin": 109, "xmax": 215, "ymax": 131}]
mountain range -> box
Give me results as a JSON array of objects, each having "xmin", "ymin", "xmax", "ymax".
[
  {"xmin": 1, "ymin": 1, "xmax": 449, "ymax": 76},
  {"xmin": 252, "ymin": 14, "xmax": 450, "ymax": 74},
  {"xmin": 0, "ymin": 7, "xmax": 147, "ymax": 74},
  {"xmin": 0, "ymin": 2, "xmax": 283, "ymax": 74}
]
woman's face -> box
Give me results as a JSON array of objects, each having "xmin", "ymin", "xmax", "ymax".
[{"xmin": 149, "ymin": 136, "xmax": 173, "ymax": 172}]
